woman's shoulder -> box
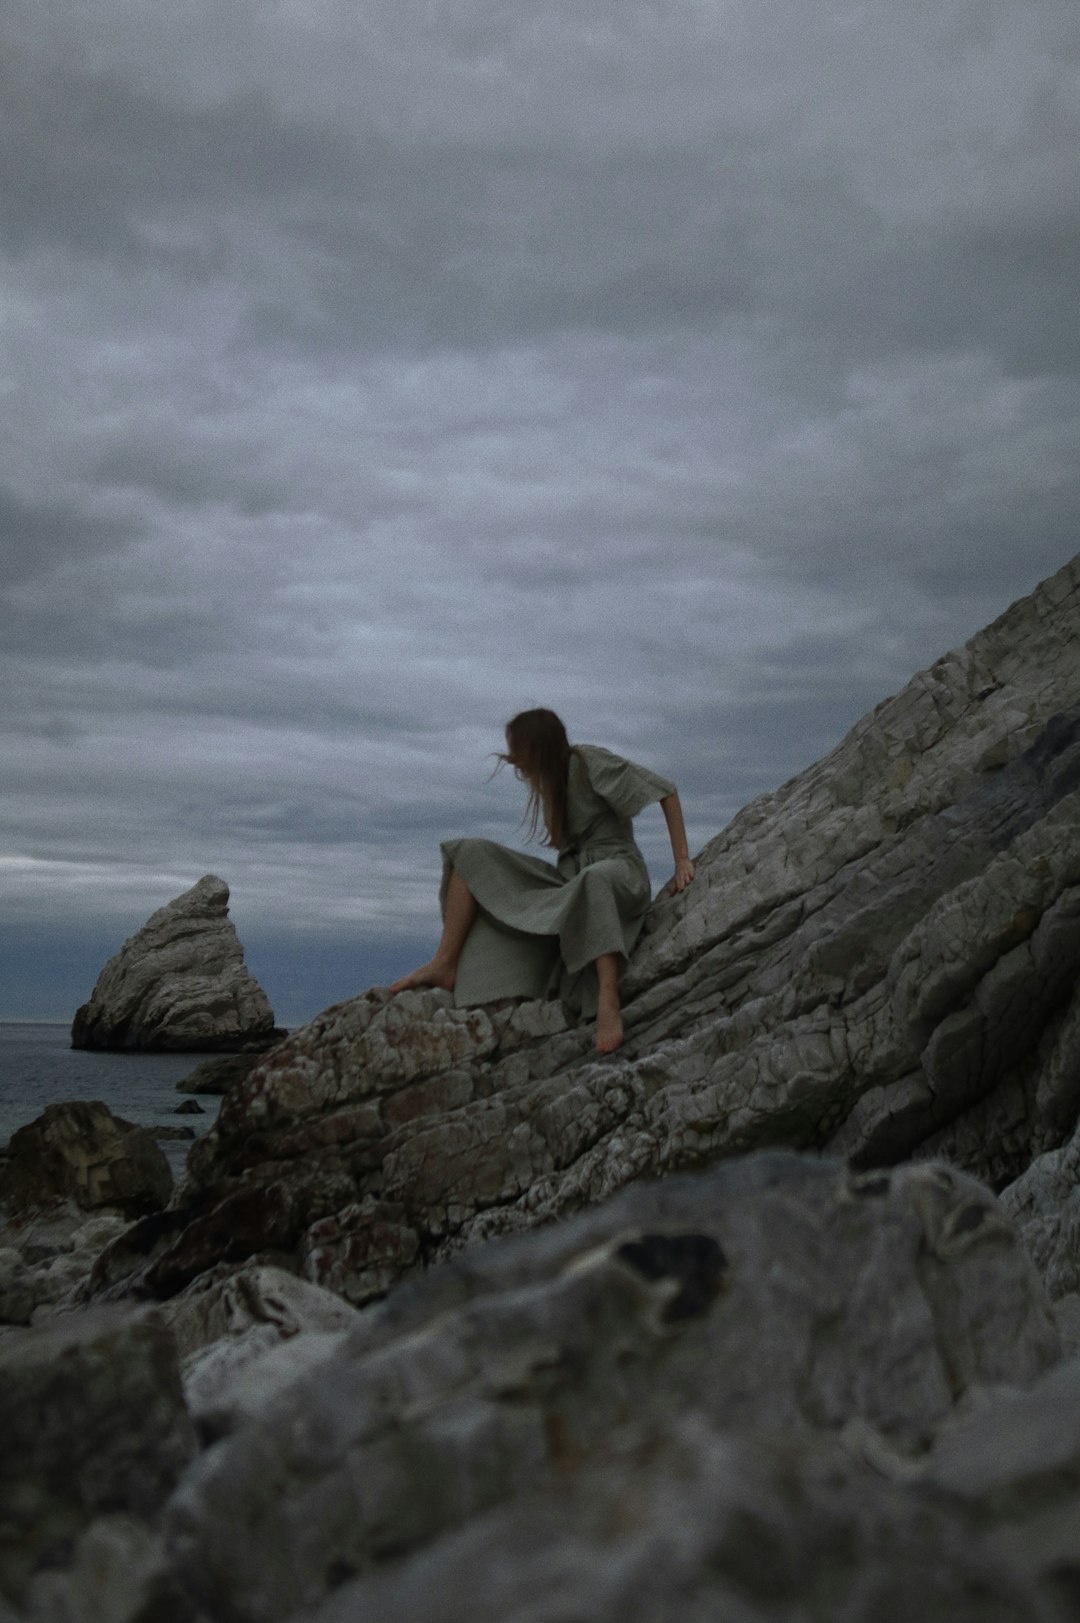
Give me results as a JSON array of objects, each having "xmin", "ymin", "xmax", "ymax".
[
  {"xmin": 572, "ymin": 743, "xmax": 620, "ymax": 766},
  {"xmin": 572, "ymin": 743, "xmax": 676, "ymax": 814}
]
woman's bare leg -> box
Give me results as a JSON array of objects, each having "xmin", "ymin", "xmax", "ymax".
[
  {"xmin": 389, "ymin": 869, "xmax": 478, "ymax": 993},
  {"xmin": 594, "ymin": 952, "xmax": 623, "ymax": 1054}
]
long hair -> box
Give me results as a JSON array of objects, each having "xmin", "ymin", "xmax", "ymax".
[{"xmin": 499, "ymin": 708, "xmax": 573, "ymax": 848}]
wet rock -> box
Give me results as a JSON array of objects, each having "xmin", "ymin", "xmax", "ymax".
[
  {"xmin": 71, "ymin": 874, "xmax": 282, "ymax": 1053},
  {"xmin": 175, "ymin": 1099, "xmax": 205, "ymax": 1115},
  {"xmin": 0, "ymin": 1102, "xmax": 172, "ymax": 1220}
]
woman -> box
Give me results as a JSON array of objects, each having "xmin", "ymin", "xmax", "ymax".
[{"xmin": 390, "ymin": 709, "xmax": 695, "ymax": 1054}]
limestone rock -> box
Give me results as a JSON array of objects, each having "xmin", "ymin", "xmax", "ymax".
[
  {"xmin": 162, "ymin": 1262, "xmax": 361, "ymax": 1435},
  {"xmin": 91, "ymin": 555, "xmax": 1080, "ymax": 1308},
  {"xmin": 0, "ymin": 1102, "xmax": 172, "ymax": 1221},
  {"xmin": 71, "ymin": 874, "xmax": 280, "ymax": 1053},
  {"xmin": 0, "ymin": 1307, "xmax": 196, "ymax": 1610},
  {"xmin": 159, "ymin": 1156, "xmax": 1064, "ymax": 1623}
]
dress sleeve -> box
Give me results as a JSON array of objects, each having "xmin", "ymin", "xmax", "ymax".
[{"xmin": 577, "ymin": 745, "xmax": 677, "ymax": 820}]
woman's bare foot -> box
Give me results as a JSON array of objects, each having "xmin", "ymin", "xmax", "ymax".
[
  {"xmin": 388, "ymin": 958, "xmax": 456, "ymax": 995},
  {"xmin": 595, "ymin": 989, "xmax": 624, "ymax": 1054}
]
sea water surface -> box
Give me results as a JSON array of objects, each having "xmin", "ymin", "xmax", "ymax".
[{"xmin": 0, "ymin": 1021, "xmax": 226, "ymax": 1179}]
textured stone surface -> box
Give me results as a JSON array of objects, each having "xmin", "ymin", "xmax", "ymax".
[
  {"xmin": 156, "ymin": 1156, "xmax": 1066, "ymax": 1623},
  {"xmin": 71, "ymin": 875, "xmax": 280, "ymax": 1053},
  {"xmin": 0, "ymin": 1206, "xmax": 128, "ymax": 1327},
  {"xmin": 0, "ymin": 1103, "xmax": 172, "ymax": 1222},
  {"xmin": 90, "ymin": 554, "xmax": 1080, "ymax": 1308},
  {"xmin": 12, "ymin": 1154, "xmax": 1080, "ymax": 1623},
  {"xmin": 1000, "ymin": 1119, "xmax": 1080, "ymax": 1303},
  {"xmin": 177, "ymin": 1053, "xmax": 263, "ymax": 1094},
  {"xmin": 162, "ymin": 1262, "xmax": 360, "ymax": 1435},
  {"xmin": 0, "ymin": 1307, "xmax": 196, "ymax": 1609}
]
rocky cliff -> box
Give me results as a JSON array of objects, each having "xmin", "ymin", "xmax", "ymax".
[
  {"xmin": 92, "ymin": 553, "xmax": 1080, "ymax": 1310},
  {"xmin": 7, "ymin": 555, "xmax": 1080, "ymax": 1623},
  {"xmin": 71, "ymin": 874, "xmax": 280, "ymax": 1053}
]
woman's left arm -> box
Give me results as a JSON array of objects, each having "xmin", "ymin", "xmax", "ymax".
[{"xmin": 660, "ymin": 792, "xmax": 696, "ymax": 891}]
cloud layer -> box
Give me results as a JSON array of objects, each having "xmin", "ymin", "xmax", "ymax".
[{"xmin": 2, "ymin": 0, "xmax": 1078, "ymax": 1020}]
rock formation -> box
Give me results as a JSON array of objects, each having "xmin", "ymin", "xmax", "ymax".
[
  {"xmin": 0, "ymin": 1101, "xmax": 172, "ymax": 1220},
  {"xmin": 71, "ymin": 874, "xmax": 281, "ymax": 1052},
  {"xmin": 92, "ymin": 553, "xmax": 1080, "ymax": 1309},
  {"xmin": 9, "ymin": 1153, "xmax": 1080, "ymax": 1622}
]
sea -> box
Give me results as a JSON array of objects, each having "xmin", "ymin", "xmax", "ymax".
[{"xmin": 0, "ymin": 1021, "xmax": 229, "ymax": 1181}]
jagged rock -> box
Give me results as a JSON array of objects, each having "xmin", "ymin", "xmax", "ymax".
[
  {"xmin": 175, "ymin": 1099, "xmax": 205, "ymax": 1115},
  {"xmin": 90, "ymin": 555, "xmax": 1080, "ymax": 1307},
  {"xmin": 160, "ymin": 1262, "xmax": 361, "ymax": 1435},
  {"xmin": 0, "ymin": 1206, "xmax": 128, "ymax": 1326},
  {"xmin": 0, "ymin": 1102, "xmax": 172, "ymax": 1221},
  {"xmin": 156, "ymin": 1156, "xmax": 1065, "ymax": 1623},
  {"xmin": 71, "ymin": 874, "xmax": 281, "ymax": 1052},
  {"xmin": 176, "ymin": 1052, "xmax": 263, "ymax": 1094},
  {"xmin": 0, "ymin": 1307, "xmax": 196, "ymax": 1610}
]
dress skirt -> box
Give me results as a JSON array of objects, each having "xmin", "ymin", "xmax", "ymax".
[{"xmin": 440, "ymin": 836, "xmax": 653, "ymax": 1018}]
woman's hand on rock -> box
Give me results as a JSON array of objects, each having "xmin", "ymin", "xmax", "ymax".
[{"xmin": 672, "ymin": 857, "xmax": 696, "ymax": 892}]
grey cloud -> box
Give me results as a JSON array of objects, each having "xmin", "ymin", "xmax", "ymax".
[
  {"xmin": 0, "ymin": 485, "xmax": 142, "ymax": 585},
  {"xmin": 1, "ymin": 0, "xmax": 1078, "ymax": 1021}
]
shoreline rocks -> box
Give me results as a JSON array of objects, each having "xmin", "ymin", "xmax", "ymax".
[
  {"xmin": 71, "ymin": 874, "xmax": 284, "ymax": 1054},
  {"xmin": 0, "ymin": 1101, "xmax": 172, "ymax": 1221}
]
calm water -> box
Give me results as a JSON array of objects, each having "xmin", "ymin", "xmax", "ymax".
[{"xmin": 0, "ymin": 1022, "xmax": 226, "ymax": 1178}]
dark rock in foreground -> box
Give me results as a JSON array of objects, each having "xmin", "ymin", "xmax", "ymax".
[
  {"xmin": 0, "ymin": 1101, "xmax": 172, "ymax": 1219},
  {"xmin": 17, "ymin": 1153, "xmax": 1080, "ymax": 1622},
  {"xmin": 0, "ymin": 1306, "xmax": 196, "ymax": 1614},
  {"xmin": 71, "ymin": 874, "xmax": 282, "ymax": 1053}
]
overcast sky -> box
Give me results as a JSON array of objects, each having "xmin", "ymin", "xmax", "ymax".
[{"xmin": 2, "ymin": 0, "xmax": 1078, "ymax": 1024}]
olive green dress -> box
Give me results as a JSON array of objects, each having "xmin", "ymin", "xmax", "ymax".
[{"xmin": 441, "ymin": 744, "xmax": 676, "ymax": 1018}]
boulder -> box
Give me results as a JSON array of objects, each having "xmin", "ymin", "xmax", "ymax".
[
  {"xmin": 89, "ymin": 554, "xmax": 1080, "ymax": 1308},
  {"xmin": 0, "ymin": 1102, "xmax": 172, "ymax": 1221},
  {"xmin": 0, "ymin": 1306, "xmax": 196, "ymax": 1609},
  {"xmin": 71, "ymin": 874, "xmax": 282, "ymax": 1053},
  {"xmin": 159, "ymin": 1155, "xmax": 1067, "ymax": 1623}
]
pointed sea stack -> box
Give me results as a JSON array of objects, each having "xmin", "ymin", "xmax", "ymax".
[{"xmin": 71, "ymin": 874, "xmax": 281, "ymax": 1052}]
